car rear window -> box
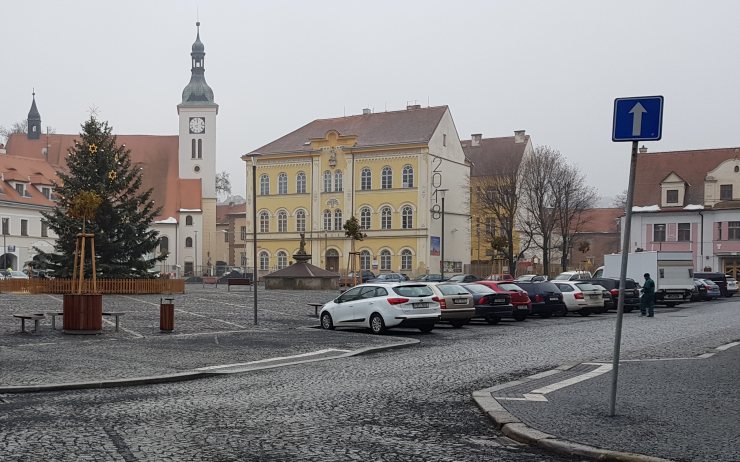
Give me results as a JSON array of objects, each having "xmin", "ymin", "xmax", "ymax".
[
  {"xmin": 536, "ymin": 282, "xmax": 560, "ymax": 294},
  {"xmin": 498, "ymin": 283, "xmax": 522, "ymax": 292},
  {"xmin": 575, "ymin": 283, "xmax": 598, "ymax": 291},
  {"xmin": 437, "ymin": 284, "xmax": 469, "ymax": 295},
  {"xmin": 393, "ymin": 285, "xmax": 433, "ymax": 297},
  {"xmin": 462, "ymin": 283, "xmax": 495, "ymax": 294}
]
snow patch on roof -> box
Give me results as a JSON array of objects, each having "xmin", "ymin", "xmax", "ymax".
[
  {"xmin": 632, "ymin": 205, "xmax": 661, "ymax": 212},
  {"xmin": 179, "ymin": 208, "xmax": 202, "ymax": 212},
  {"xmin": 683, "ymin": 204, "xmax": 705, "ymax": 210},
  {"xmin": 154, "ymin": 217, "xmax": 178, "ymax": 224}
]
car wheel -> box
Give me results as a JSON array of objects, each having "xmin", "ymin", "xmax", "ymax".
[
  {"xmin": 450, "ymin": 319, "xmax": 466, "ymax": 328},
  {"xmin": 556, "ymin": 306, "xmax": 568, "ymax": 317},
  {"xmin": 513, "ymin": 313, "xmax": 527, "ymax": 322},
  {"xmin": 320, "ymin": 312, "xmax": 334, "ymax": 330},
  {"xmin": 486, "ymin": 316, "xmax": 500, "ymax": 325},
  {"xmin": 418, "ymin": 322, "xmax": 435, "ymax": 333},
  {"xmin": 578, "ymin": 309, "xmax": 591, "ymax": 317},
  {"xmin": 369, "ymin": 313, "xmax": 385, "ymax": 334},
  {"xmin": 595, "ymin": 306, "xmax": 607, "ymax": 314}
]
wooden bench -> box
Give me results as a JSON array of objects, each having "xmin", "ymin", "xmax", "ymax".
[
  {"xmin": 307, "ymin": 302, "xmax": 325, "ymax": 317},
  {"xmin": 13, "ymin": 314, "xmax": 45, "ymax": 333},
  {"xmin": 102, "ymin": 311, "xmax": 126, "ymax": 332},
  {"xmin": 227, "ymin": 278, "xmax": 251, "ymax": 291}
]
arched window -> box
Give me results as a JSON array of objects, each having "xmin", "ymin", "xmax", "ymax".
[
  {"xmin": 191, "ymin": 139, "xmax": 196, "ymax": 159},
  {"xmin": 277, "ymin": 210, "xmax": 287, "ymax": 232},
  {"xmin": 323, "ymin": 170, "xmax": 332, "ymax": 192},
  {"xmin": 334, "ymin": 209, "xmax": 343, "ymax": 231},
  {"xmin": 360, "ymin": 207, "xmax": 371, "ymax": 230},
  {"xmin": 360, "ymin": 250, "xmax": 371, "ymax": 270},
  {"xmin": 159, "ymin": 236, "xmax": 169, "ymax": 254},
  {"xmin": 277, "ymin": 251, "xmax": 288, "ymax": 269},
  {"xmin": 278, "ymin": 173, "xmax": 288, "ymax": 195},
  {"xmin": 381, "ymin": 166, "xmax": 392, "ymax": 189},
  {"xmin": 260, "ymin": 174, "xmax": 270, "ymax": 195},
  {"xmin": 197, "ymin": 139, "xmax": 202, "ymax": 159},
  {"xmin": 361, "ymin": 168, "xmax": 372, "ymax": 190},
  {"xmin": 402, "ymin": 206, "xmax": 413, "ymax": 229},
  {"xmin": 326, "ymin": 248, "xmax": 339, "ymax": 258},
  {"xmin": 402, "ymin": 165, "xmax": 414, "ymax": 188},
  {"xmin": 334, "ymin": 170, "xmax": 343, "ymax": 192},
  {"xmin": 401, "ymin": 249, "xmax": 412, "ymax": 271},
  {"xmin": 185, "ymin": 237, "xmax": 193, "ymax": 248},
  {"xmin": 259, "ymin": 251, "xmax": 269, "ymax": 271},
  {"xmin": 185, "ymin": 215, "xmax": 193, "ymax": 226},
  {"xmin": 381, "ymin": 207, "xmax": 392, "ymax": 230},
  {"xmin": 296, "ymin": 210, "xmax": 306, "ymax": 232},
  {"xmin": 323, "ymin": 210, "xmax": 332, "ymax": 231},
  {"xmin": 296, "ymin": 172, "xmax": 306, "ymax": 194},
  {"xmin": 259, "ymin": 211, "xmax": 270, "ymax": 233},
  {"xmin": 380, "ymin": 249, "xmax": 391, "ymax": 271}
]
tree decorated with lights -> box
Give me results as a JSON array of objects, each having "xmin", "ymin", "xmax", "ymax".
[{"xmin": 39, "ymin": 117, "xmax": 164, "ymax": 278}]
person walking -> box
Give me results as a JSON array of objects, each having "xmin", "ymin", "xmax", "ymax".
[{"xmin": 641, "ymin": 272, "xmax": 656, "ymax": 317}]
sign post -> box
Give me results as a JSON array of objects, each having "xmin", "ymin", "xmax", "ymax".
[{"xmin": 609, "ymin": 96, "xmax": 664, "ymax": 416}]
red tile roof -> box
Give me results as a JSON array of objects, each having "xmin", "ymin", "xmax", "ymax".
[
  {"xmin": 216, "ymin": 203, "xmax": 246, "ymax": 223},
  {"xmin": 250, "ymin": 106, "xmax": 448, "ymax": 155},
  {"xmin": 461, "ymin": 135, "xmax": 530, "ymax": 176},
  {"xmin": 4, "ymin": 133, "xmax": 191, "ymax": 221},
  {"xmin": 576, "ymin": 208, "xmax": 622, "ymax": 234},
  {"xmin": 634, "ymin": 147, "xmax": 740, "ymax": 206},
  {"xmin": 0, "ymin": 155, "xmax": 59, "ymax": 207}
]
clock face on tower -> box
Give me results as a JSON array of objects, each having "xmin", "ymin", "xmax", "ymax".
[{"xmin": 189, "ymin": 117, "xmax": 205, "ymax": 134}]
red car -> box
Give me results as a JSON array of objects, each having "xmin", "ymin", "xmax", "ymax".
[
  {"xmin": 475, "ymin": 280, "xmax": 531, "ymax": 321},
  {"xmin": 487, "ymin": 274, "xmax": 514, "ymax": 282}
]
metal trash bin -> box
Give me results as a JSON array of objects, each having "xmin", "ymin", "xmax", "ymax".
[{"xmin": 160, "ymin": 297, "xmax": 174, "ymax": 332}]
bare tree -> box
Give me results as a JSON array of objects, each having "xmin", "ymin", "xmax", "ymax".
[
  {"xmin": 552, "ymin": 162, "xmax": 598, "ymax": 271},
  {"xmin": 473, "ymin": 153, "xmax": 522, "ymax": 272},
  {"xmin": 518, "ymin": 145, "xmax": 562, "ymax": 274},
  {"xmin": 216, "ymin": 171, "xmax": 232, "ymax": 197},
  {"xmin": 0, "ymin": 120, "xmax": 55, "ymax": 144},
  {"xmin": 612, "ymin": 189, "xmax": 627, "ymax": 211}
]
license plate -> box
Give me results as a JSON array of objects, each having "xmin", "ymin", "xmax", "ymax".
[
  {"xmin": 517, "ymin": 305, "xmax": 529, "ymax": 310},
  {"xmin": 453, "ymin": 298, "xmax": 467, "ymax": 304},
  {"xmin": 412, "ymin": 302, "xmax": 428, "ymax": 308},
  {"xmin": 494, "ymin": 298, "xmax": 507, "ymax": 304},
  {"xmin": 665, "ymin": 294, "xmax": 681, "ymax": 299},
  {"xmin": 549, "ymin": 296, "xmax": 559, "ymax": 301},
  {"xmin": 590, "ymin": 294, "xmax": 600, "ymax": 299}
]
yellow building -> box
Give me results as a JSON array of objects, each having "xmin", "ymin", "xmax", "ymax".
[
  {"xmin": 242, "ymin": 105, "xmax": 470, "ymax": 278},
  {"xmin": 462, "ymin": 131, "xmax": 532, "ymax": 274}
]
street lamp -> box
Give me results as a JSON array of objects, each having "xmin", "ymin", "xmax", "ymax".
[
  {"xmin": 248, "ymin": 152, "xmax": 262, "ymax": 325},
  {"xmin": 194, "ymin": 230, "xmax": 198, "ymax": 276},
  {"xmin": 438, "ymin": 189, "xmax": 449, "ymax": 280}
]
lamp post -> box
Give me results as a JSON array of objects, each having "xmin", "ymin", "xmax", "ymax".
[
  {"xmin": 194, "ymin": 230, "xmax": 198, "ymax": 276},
  {"xmin": 439, "ymin": 189, "xmax": 449, "ymax": 280},
  {"xmin": 248, "ymin": 152, "xmax": 262, "ymax": 325}
]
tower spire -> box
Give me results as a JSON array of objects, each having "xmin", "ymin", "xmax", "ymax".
[
  {"xmin": 27, "ymin": 90, "xmax": 41, "ymax": 140},
  {"xmin": 181, "ymin": 21, "xmax": 214, "ymax": 104}
]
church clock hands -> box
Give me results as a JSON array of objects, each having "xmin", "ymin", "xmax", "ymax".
[{"xmin": 189, "ymin": 117, "xmax": 205, "ymax": 134}]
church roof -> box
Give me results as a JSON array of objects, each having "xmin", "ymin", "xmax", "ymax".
[
  {"xmin": 4, "ymin": 133, "xmax": 197, "ymax": 222},
  {"xmin": 181, "ymin": 22, "xmax": 215, "ymax": 105},
  {"xmin": 28, "ymin": 94, "xmax": 41, "ymax": 121},
  {"xmin": 250, "ymin": 106, "xmax": 449, "ymax": 156}
]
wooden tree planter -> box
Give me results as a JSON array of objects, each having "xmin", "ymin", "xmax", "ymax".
[{"xmin": 63, "ymin": 294, "xmax": 103, "ymax": 334}]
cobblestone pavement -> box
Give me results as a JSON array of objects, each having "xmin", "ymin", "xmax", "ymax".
[{"xmin": 1, "ymin": 286, "xmax": 738, "ymax": 461}]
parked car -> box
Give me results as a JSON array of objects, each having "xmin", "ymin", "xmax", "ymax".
[
  {"xmin": 427, "ymin": 283, "xmax": 475, "ymax": 328},
  {"xmin": 695, "ymin": 278, "xmax": 721, "ymax": 300},
  {"xmin": 367, "ymin": 273, "xmax": 405, "ymax": 283},
  {"xmin": 3, "ymin": 270, "xmax": 30, "ymax": 280},
  {"xmin": 447, "ymin": 274, "xmax": 481, "ymax": 283},
  {"xmin": 414, "ymin": 274, "xmax": 445, "ymax": 282},
  {"xmin": 553, "ymin": 281, "xmax": 604, "ymax": 315},
  {"xmin": 513, "ymin": 281, "xmax": 567, "ymax": 317},
  {"xmin": 460, "ymin": 283, "xmax": 513, "ymax": 324},
  {"xmin": 319, "ymin": 282, "xmax": 440, "ymax": 334},
  {"xmin": 515, "ymin": 274, "xmax": 548, "ymax": 282},
  {"xmin": 339, "ymin": 270, "xmax": 377, "ymax": 287},
  {"xmin": 693, "ymin": 272, "xmax": 729, "ymax": 297},
  {"xmin": 487, "ymin": 274, "xmax": 514, "ymax": 281},
  {"xmin": 475, "ymin": 281, "xmax": 531, "ymax": 321},
  {"xmin": 691, "ymin": 279, "xmax": 709, "ymax": 302},
  {"xmin": 582, "ymin": 277, "xmax": 640, "ymax": 313},
  {"xmin": 592, "ymin": 284, "xmax": 613, "ymax": 311},
  {"xmin": 554, "ymin": 270, "xmax": 593, "ymax": 281},
  {"xmin": 725, "ymin": 276, "xmax": 738, "ymax": 296}
]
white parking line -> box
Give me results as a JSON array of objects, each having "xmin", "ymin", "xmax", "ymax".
[
  {"xmin": 496, "ymin": 364, "xmax": 612, "ymax": 402},
  {"xmin": 192, "ymin": 297, "xmax": 289, "ymax": 316},
  {"xmin": 716, "ymin": 341, "xmax": 740, "ymax": 351},
  {"xmin": 195, "ymin": 348, "xmax": 351, "ymax": 372},
  {"xmin": 122, "ymin": 295, "xmax": 247, "ymax": 329}
]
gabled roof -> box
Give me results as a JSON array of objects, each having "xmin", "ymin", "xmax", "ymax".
[
  {"xmin": 0, "ymin": 155, "xmax": 59, "ymax": 207},
  {"xmin": 461, "ymin": 135, "xmax": 530, "ymax": 177},
  {"xmin": 216, "ymin": 203, "xmax": 246, "ymax": 223},
  {"xmin": 4, "ymin": 133, "xmax": 192, "ymax": 221},
  {"xmin": 634, "ymin": 147, "xmax": 740, "ymax": 206},
  {"xmin": 250, "ymin": 106, "xmax": 449, "ymax": 155}
]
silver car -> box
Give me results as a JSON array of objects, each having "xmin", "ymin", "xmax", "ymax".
[{"xmin": 428, "ymin": 283, "xmax": 475, "ymax": 328}]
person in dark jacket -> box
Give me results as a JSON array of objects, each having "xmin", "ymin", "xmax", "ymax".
[{"xmin": 640, "ymin": 273, "xmax": 655, "ymax": 317}]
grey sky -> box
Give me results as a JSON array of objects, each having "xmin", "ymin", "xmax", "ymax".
[{"xmin": 3, "ymin": 1, "xmax": 738, "ymax": 200}]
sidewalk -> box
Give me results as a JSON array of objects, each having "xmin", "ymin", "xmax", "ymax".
[{"xmin": 474, "ymin": 341, "xmax": 740, "ymax": 462}]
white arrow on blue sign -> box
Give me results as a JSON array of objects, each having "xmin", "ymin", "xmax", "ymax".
[{"xmin": 612, "ymin": 96, "xmax": 663, "ymax": 142}]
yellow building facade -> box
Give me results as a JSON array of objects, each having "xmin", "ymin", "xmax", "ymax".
[{"xmin": 243, "ymin": 106, "xmax": 471, "ymax": 278}]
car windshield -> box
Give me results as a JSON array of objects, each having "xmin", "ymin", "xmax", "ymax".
[
  {"xmin": 498, "ymin": 283, "xmax": 522, "ymax": 292},
  {"xmin": 10, "ymin": 271, "xmax": 27, "ymax": 277},
  {"xmin": 462, "ymin": 283, "xmax": 495, "ymax": 294},
  {"xmin": 554, "ymin": 274, "xmax": 573, "ymax": 280},
  {"xmin": 437, "ymin": 284, "xmax": 469, "ymax": 295},
  {"xmin": 393, "ymin": 285, "xmax": 433, "ymax": 297}
]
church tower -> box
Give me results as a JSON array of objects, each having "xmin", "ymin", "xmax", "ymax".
[
  {"xmin": 178, "ymin": 22, "xmax": 218, "ymax": 272},
  {"xmin": 27, "ymin": 91, "xmax": 41, "ymax": 140}
]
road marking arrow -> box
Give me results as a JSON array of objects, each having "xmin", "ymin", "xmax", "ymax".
[{"xmin": 629, "ymin": 102, "xmax": 647, "ymax": 136}]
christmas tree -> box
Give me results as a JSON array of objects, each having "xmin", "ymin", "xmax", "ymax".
[{"xmin": 39, "ymin": 117, "xmax": 164, "ymax": 278}]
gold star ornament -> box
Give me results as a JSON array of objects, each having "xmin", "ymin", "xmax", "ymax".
[{"xmin": 88, "ymin": 143, "xmax": 98, "ymax": 154}]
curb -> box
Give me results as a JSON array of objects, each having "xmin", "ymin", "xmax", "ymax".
[
  {"xmin": 472, "ymin": 366, "xmax": 673, "ymax": 462},
  {"xmin": 0, "ymin": 337, "xmax": 419, "ymax": 394}
]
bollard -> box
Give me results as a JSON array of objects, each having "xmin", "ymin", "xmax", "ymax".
[{"xmin": 160, "ymin": 297, "xmax": 175, "ymax": 332}]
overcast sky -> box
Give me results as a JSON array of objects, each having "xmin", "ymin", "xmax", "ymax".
[{"xmin": 3, "ymin": 1, "xmax": 739, "ymax": 201}]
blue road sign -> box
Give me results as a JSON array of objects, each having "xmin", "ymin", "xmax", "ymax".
[{"xmin": 612, "ymin": 96, "xmax": 663, "ymax": 142}]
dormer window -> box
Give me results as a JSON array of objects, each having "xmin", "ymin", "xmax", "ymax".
[
  {"xmin": 15, "ymin": 183, "xmax": 26, "ymax": 197},
  {"xmin": 666, "ymin": 190, "xmax": 678, "ymax": 204},
  {"xmin": 660, "ymin": 172, "xmax": 686, "ymax": 207},
  {"xmin": 42, "ymin": 187, "xmax": 51, "ymax": 199},
  {"xmin": 720, "ymin": 184, "xmax": 733, "ymax": 200}
]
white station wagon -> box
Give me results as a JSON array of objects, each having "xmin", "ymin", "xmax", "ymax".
[{"xmin": 319, "ymin": 282, "xmax": 441, "ymax": 334}]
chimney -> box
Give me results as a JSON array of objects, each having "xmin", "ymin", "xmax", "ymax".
[
  {"xmin": 406, "ymin": 104, "xmax": 421, "ymax": 110},
  {"xmin": 362, "ymin": 108, "xmax": 371, "ymax": 115},
  {"xmin": 514, "ymin": 130, "xmax": 526, "ymax": 144},
  {"xmin": 471, "ymin": 134, "xmax": 482, "ymax": 147},
  {"xmin": 639, "ymin": 145, "xmax": 648, "ymax": 154},
  {"xmin": 0, "ymin": 144, "xmax": 6, "ymax": 155}
]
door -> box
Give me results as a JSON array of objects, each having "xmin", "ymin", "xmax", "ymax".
[
  {"xmin": 333, "ymin": 286, "xmax": 362, "ymax": 324},
  {"xmin": 723, "ymin": 257, "xmax": 740, "ymax": 279},
  {"xmin": 326, "ymin": 249, "xmax": 339, "ymax": 272}
]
